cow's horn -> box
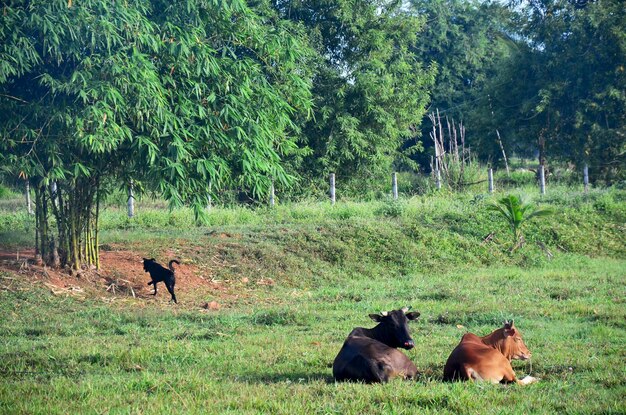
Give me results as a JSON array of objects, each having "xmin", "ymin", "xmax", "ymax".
[
  {"xmin": 402, "ymin": 306, "xmax": 411, "ymax": 313},
  {"xmin": 381, "ymin": 311, "xmax": 388, "ymax": 317}
]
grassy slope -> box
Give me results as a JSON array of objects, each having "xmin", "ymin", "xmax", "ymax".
[{"xmin": 0, "ymin": 188, "xmax": 625, "ymax": 414}]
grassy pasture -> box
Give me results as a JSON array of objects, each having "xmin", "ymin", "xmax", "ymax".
[{"xmin": 0, "ymin": 188, "xmax": 625, "ymax": 414}]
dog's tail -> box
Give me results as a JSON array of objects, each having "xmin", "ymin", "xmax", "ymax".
[{"xmin": 169, "ymin": 259, "xmax": 181, "ymax": 272}]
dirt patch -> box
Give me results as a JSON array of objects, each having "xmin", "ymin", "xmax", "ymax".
[
  {"xmin": 0, "ymin": 246, "xmax": 251, "ymax": 307},
  {"xmin": 102, "ymin": 250, "xmax": 208, "ymax": 292}
]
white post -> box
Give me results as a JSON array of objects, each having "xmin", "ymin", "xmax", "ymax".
[
  {"xmin": 269, "ymin": 181, "xmax": 275, "ymax": 207},
  {"xmin": 25, "ymin": 180, "xmax": 33, "ymax": 214},
  {"xmin": 488, "ymin": 168, "xmax": 494, "ymax": 193},
  {"xmin": 392, "ymin": 172, "xmax": 398, "ymax": 200},
  {"xmin": 207, "ymin": 180, "xmax": 212, "ymax": 211},
  {"xmin": 330, "ymin": 173, "xmax": 336, "ymax": 205},
  {"xmin": 583, "ymin": 163, "xmax": 589, "ymax": 193},
  {"xmin": 435, "ymin": 167, "xmax": 442, "ymax": 190},
  {"xmin": 127, "ymin": 180, "xmax": 135, "ymax": 218},
  {"xmin": 50, "ymin": 181, "xmax": 59, "ymax": 209},
  {"xmin": 539, "ymin": 165, "xmax": 546, "ymax": 195}
]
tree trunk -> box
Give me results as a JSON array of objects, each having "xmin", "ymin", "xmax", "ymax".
[
  {"xmin": 32, "ymin": 176, "xmax": 101, "ymax": 270},
  {"xmin": 495, "ymin": 129, "xmax": 510, "ymax": 176},
  {"xmin": 538, "ymin": 131, "xmax": 546, "ymax": 168}
]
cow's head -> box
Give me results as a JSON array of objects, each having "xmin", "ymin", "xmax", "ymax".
[
  {"xmin": 500, "ymin": 320, "xmax": 532, "ymax": 361},
  {"xmin": 368, "ymin": 307, "xmax": 420, "ymax": 350}
]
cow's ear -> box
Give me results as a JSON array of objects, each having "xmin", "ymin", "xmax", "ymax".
[
  {"xmin": 503, "ymin": 320, "xmax": 515, "ymax": 336},
  {"xmin": 406, "ymin": 311, "xmax": 421, "ymax": 321},
  {"xmin": 369, "ymin": 314, "xmax": 383, "ymax": 322},
  {"xmin": 504, "ymin": 327, "xmax": 516, "ymax": 337}
]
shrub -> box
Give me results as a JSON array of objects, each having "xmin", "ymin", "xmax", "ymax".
[{"xmin": 487, "ymin": 194, "xmax": 553, "ymax": 249}]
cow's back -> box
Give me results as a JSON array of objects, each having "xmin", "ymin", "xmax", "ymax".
[
  {"xmin": 443, "ymin": 333, "xmax": 514, "ymax": 383},
  {"xmin": 333, "ymin": 336, "xmax": 417, "ymax": 383}
]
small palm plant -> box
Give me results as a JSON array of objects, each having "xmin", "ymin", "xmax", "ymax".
[{"xmin": 487, "ymin": 195, "xmax": 553, "ymax": 250}]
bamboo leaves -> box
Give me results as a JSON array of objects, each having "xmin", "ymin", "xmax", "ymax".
[{"xmin": 0, "ymin": 0, "xmax": 313, "ymax": 268}]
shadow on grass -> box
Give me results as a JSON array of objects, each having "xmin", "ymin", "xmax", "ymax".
[
  {"xmin": 233, "ymin": 371, "xmax": 335, "ymax": 384},
  {"xmin": 414, "ymin": 363, "xmax": 445, "ymax": 382},
  {"xmin": 234, "ymin": 367, "xmax": 449, "ymax": 385}
]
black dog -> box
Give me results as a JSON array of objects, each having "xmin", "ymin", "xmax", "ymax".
[{"xmin": 143, "ymin": 258, "xmax": 180, "ymax": 303}]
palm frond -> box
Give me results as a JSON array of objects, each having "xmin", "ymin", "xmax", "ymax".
[
  {"xmin": 525, "ymin": 208, "xmax": 554, "ymax": 221},
  {"xmin": 487, "ymin": 194, "xmax": 553, "ymax": 248}
]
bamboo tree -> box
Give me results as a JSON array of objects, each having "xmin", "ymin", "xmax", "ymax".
[{"xmin": 0, "ymin": 0, "xmax": 312, "ymax": 269}]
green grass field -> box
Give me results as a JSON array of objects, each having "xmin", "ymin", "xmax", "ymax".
[{"xmin": 0, "ymin": 188, "xmax": 625, "ymax": 414}]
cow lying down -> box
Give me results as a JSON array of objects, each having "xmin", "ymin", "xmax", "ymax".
[
  {"xmin": 333, "ymin": 307, "xmax": 421, "ymax": 383},
  {"xmin": 443, "ymin": 320, "xmax": 539, "ymax": 385}
]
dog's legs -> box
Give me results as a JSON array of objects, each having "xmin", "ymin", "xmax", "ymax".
[
  {"xmin": 165, "ymin": 283, "xmax": 177, "ymax": 303},
  {"xmin": 151, "ymin": 282, "xmax": 158, "ymax": 296}
]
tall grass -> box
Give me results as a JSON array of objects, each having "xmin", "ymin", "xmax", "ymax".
[
  {"xmin": 0, "ymin": 183, "xmax": 625, "ymax": 413},
  {"xmin": 1, "ymin": 187, "xmax": 624, "ymax": 257}
]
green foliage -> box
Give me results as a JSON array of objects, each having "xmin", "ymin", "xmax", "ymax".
[
  {"xmin": 408, "ymin": 0, "xmax": 514, "ymax": 170},
  {"xmin": 441, "ymin": 155, "xmax": 487, "ymax": 192},
  {"xmin": 0, "ymin": 184, "xmax": 16, "ymax": 199},
  {"xmin": 2, "ymin": 187, "xmax": 624, "ymax": 261},
  {"xmin": 0, "ymin": 0, "xmax": 313, "ymax": 267},
  {"xmin": 374, "ymin": 199, "xmax": 406, "ymax": 218},
  {"xmin": 272, "ymin": 0, "xmax": 436, "ymax": 184},
  {"xmin": 482, "ymin": 0, "xmax": 626, "ymax": 180},
  {"xmin": 487, "ymin": 194, "xmax": 553, "ymax": 247},
  {"xmin": 0, "ymin": 0, "xmax": 313, "ymax": 208},
  {"xmin": 396, "ymin": 172, "xmax": 436, "ymax": 195},
  {"xmin": 406, "ymin": 0, "xmax": 625, "ymax": 182},
  {"xmin": 496, "ymin": 169, "xmax": 536, "ymax": 188},
  {"xmin": 409, "ymin": 0, "xmax": 512, "ymax": 118}
]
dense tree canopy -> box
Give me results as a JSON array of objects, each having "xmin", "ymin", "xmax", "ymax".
[
  {"xmin": 408, "ymin": 0, "xmax": 514, "ymax": 169},
  {"xmin": 0, "ymin": 0, "xmax": 312, "ymax": 267},
  {"xmin": 271, "ymin": 0, "xmax": 436, "ymax": 188},
  {"xmin": 413, "ymin": 0, "xmax": 625, "ymax": 180},
  {"xmin": 0, "ymin": 0, "xmax": 624, "ymax": 269},
  {"xmin": 499, "ymin": 0, "xmax": 626, "ymax": 180}
]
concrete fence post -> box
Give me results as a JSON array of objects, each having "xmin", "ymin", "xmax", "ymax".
[
  {"xmin": 488, "ymin": 168, "xmax": 494, "ymax": 193},
  {"xmin": 207, "ymin": 180, "xmax": 212, "ymax": 210},
  {"xmin": 269, "ymin": 181, "xmax": 275, "ymax": 207},
  {"xmin": 539, "ymin": 165, "xmax": 546, "ymax": 195},
  {"xmin": 127, "ymin": 180, "xmax": 135, "ymax": 218},
  {"xmin": 583, "ymin": 163, "xmax": 589, "ymax": 193},
  {"xmin": 50, "ymin": 181, "xmax": 59, "ymax": 209},
  {"xmin": 25, "ymin": 180, "xmax": 33, "ymax": 215},
  {"xmin": 392, "ymin": 172, "xmax": 398, "ymax": 200},
  {"xmin": 330, "ymin": 173, "xmax": 336, "ymax": 205}
]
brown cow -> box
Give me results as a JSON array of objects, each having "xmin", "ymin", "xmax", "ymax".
[
  {"xmin": 443, "ymin": 320, "xmax": 538, "ymax": 385},
  {"xmin": 333, "ymin": 307, "xmax": 421, "ymax": 383}
]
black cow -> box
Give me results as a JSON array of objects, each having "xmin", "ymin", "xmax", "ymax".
[{"xmin": 332, "ymin": 307, "xmax": 421, "ymax": 383}]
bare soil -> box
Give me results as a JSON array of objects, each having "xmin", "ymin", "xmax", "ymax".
[{"xmin": 0, "ymin": 246, "xmax": 256, "ymax": 308}]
